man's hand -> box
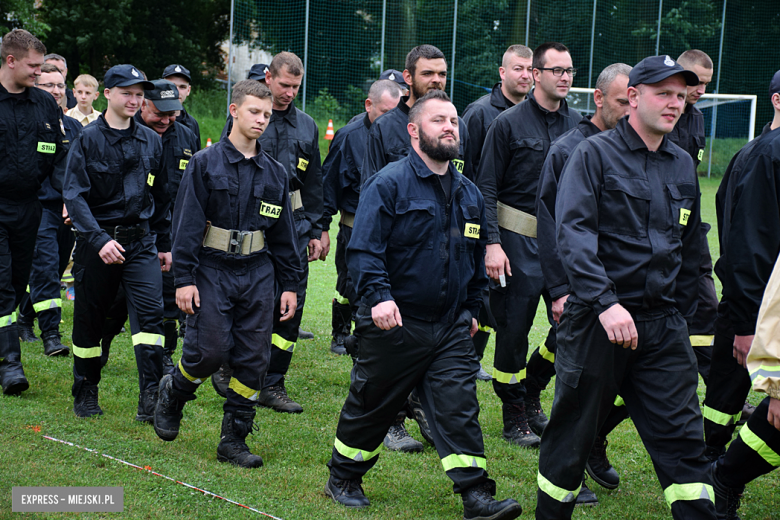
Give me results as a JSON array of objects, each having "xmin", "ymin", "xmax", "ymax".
[
  {"xmin": 307, "ymin": 238, "xmax": 322, "ymax": 262},
  {"xmin": 470, "ymin": 318, "xmax": 478, "ymax": 338},
  {"xmin": 62, "ymin": 205, "xmax": 72, "ymax": 226},
  {"xmin": 552, "ymin": 294, "xmax": 570, "ymax": 324},
  {"xmin": 279, "ymin": 291, "xmax": 297, "ymax": 322},
  {"xmin": 319, "ymin": 231, "xmax": 331, "ymax": 261},
  {"xmin": 176, "ymin": 285, "xmax": 200, "ymax": 314},
  {"xmin": 158, "ymin": 252, "xmax": 172, "ymax": 272},
  {"xmin": 768, "ymin": 397, "xmax": 780, "ymax": 431},
  {"xmin": 372, "ymin": 300, "xmax": 403, "ymax": 330},
  {"xmin": 598, "ymin": 304, "xmax": 638, "ymax": 349},
  {"xmin": 485, "ymin": 243, "xmax": 512, "ymax": 281},
  {"xmin": 733, "ymin": 335, "xmax": 754, "ymax": 369},
  {"xmin": 99, "ymin": 240, "xmax": 125, "ymax": 265}
]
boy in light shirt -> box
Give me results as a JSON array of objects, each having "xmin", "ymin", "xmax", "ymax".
[{"xmin": 65, "ymin": 74, "xmax": 100, "ymax": 126}]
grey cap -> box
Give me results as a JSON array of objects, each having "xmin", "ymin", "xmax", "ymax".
[{"xmin": 144, "ymin": 79, "xmax": 183, "ymax": 112}]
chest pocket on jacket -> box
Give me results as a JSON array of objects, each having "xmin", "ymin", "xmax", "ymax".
[
  {"xmin": 86, "ymin": 160, "xmax": 120, "ymax": 203},
  {"xmin": 390, "ymin": 199, "xmax": 435, "ymax": 249},
  {"xmin": 36, "ymin": 121, "xmax": 58, "ymax": 169},
  {"xmin": 387, "ymin": 145, "xmax": 410, "ymax": 163},
  {"xmin": 510, "ymin": 137, "xmax": 546, "ymax": 179},
  {"xmin": 254, "ymin": 184, "xmax": 284, "ymax": 227},
  {"xmin": 459, "ymin": 204, "xmax": 481, "ymax": 253},
  {"xmin": 598, "ymin": 175, "xmax": 651, "ymax": 238},
  {"xmin": 206, "ymin": 175, "xmax": 235, "ymax": 221},
  {"xmin": 666, "ymin": 183, "xmax": 696, "ymax": 238}
]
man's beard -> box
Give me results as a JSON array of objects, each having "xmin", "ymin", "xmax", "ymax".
[
  {"xmin": 419, "ymin": 128, "xmax": 459, "ymax": 162},
  {"xmin": 411, "ymin": 79, "xmax": 443, "ymax": 101}
]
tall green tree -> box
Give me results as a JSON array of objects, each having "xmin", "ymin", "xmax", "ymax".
[{"xmin": 1, "ymin": 0, "xmax": 49, "ymax": 37}]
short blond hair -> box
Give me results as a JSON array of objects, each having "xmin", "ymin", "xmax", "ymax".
[{"xmin": 74, "ymin": 74, "xmax": 98, "ymax": 90}]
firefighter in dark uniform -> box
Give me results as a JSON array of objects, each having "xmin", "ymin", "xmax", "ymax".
[
  {"xmin": 476, "ymin": 42, "xmax": 582, "ymax": 447},
  {"xmin": 702, "ymin": 70, "xmax": 780, "ymax": 464},
  {"xmin": 16, "ymin": 63, "xmax": 81, "ymax": 356},
  {"xmin": 324, "ymin": 90, "xmax": 522, "ymax": 520},
  {"xmin": 536, "ymin": 63, "xmax": 632, "ymax": 504},
  {"xmin": 536, "ymin": 56, "xmax": 717, "ymax": 519},
  {"xmin": 345, "ymin": 69, "xmax": 407, "ymax": 125},
  {"xmin": 462, "ymin": 44, "xmax": 533, "ymax": 382},
  {"xmin": 99, "ymin": 79, "xmax": 199, "ymax": 373},
  {"xmin": 320, "ymin": 79, "xmax": 402, "ymax": 357},
  {"xmin": 0, "ymin": 30, "xmax": 68, "ymax": 395},
  {"xmin": 153, "ymin": 80, "xmax": 301, "ymax": 467},
  {"xmin": 64, "ymin": 64, "xmax": 170, "ymax": 420},
  {"xmin": 162, "ymin": 64, "xmax": 201, "ymax": 151}
]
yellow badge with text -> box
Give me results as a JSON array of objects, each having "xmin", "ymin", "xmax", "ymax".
[
  {"xmin": 147, "ymin": 173, "xmax": 155, "ymax": 186},
  {"xmin": 464, "ymin": 223, "xmax": 480, "ymax": 239},
  {"xmin": 259, "ymin": 201, "xmax": 282, "ymax": 218},
  {"xmin": 679, "ymin": 208, "xmax": 691, "ymax": 226},
  {"xmin": 37, "ymin": 142, "xmax": 56, "ymax": 154},
  {"xmin": 697, "ymin": 149, "xmax": 704, "ymax": 161},
  {"xmin": 297, "ymin": 157, "xmax": 309, "ymax": 171},
  {"xmin": 179, "ymin": 159, "xmax": 189, "ymax": 170},
  {"xmin": 452, "ymin": 159, "xmax": 464, "ymax": 173}
]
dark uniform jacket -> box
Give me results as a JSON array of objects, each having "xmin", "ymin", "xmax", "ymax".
[
  {"xmin": 462, "ymin": 82, "xmax": 513, "ymax": 175},
  {"xmin": 133, "ymin": 112, "xmax": 198, "ymax": 209},
  {"xmin": 536, "ymin": 115, "xmax": 601, "ymax": 300},
  {"xmin": 361, "ymin": 96, "xmax": 473, "ymax": 185},
  {"xmin": 477, "ymin": 89, "xmax": 582, "ymax": 244},
  {"xmin": 668, "ymin": 103, "xmax": 705, "ymax": 170},
  {"xmin": 349, "ymin": 148, "xmax": 488, "ymax": 323},
  {"xmin": 556, "ymin": 117, "xmax": 701, "ymax": 321},
  {"xmin": 65, "ymin": 88, "xmax": 77, "ymax": 110},
  {"xmin": 172, "ymin": 138, "xmax": 302, "ymax": 292},
  {"xmin": 39, "ymin": 113, "xmax": 82, "ymax": 208},
  {"xmin": 63, "ymin": 114, "xmax": 171, "ymax": 254},
  {"xmin": 321, "ymin": 114, "xmax": 369, "ymax": 231},
  {"xmin": 0, "ymin": 82, "xmax": 69, "ymax": 203},
  {"xmin": 715, "ymin": 123, "xmax": 780, "ymax": 336},
  {"xmin": 177, "ymin": 107, "xmax": 201, "ymax": 152},
  {"xmin": 221, "ymin": 102, "xmax": 323, "ymax": 240}
]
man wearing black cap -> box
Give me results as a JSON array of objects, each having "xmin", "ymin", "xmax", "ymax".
[
  {"xmin": 162, "ymin": 64, "xmax": 201, "ymax": 150},
  {"xmin": 64, "ymin": 64, "xmax": 171, "ymax": 421},
  {"xmin": 247, "ymin": 63, "xmax": 269, "ymax": 83},
  {"xmin": 535, "ymin": 55, "xmax": 716, "ymax": 519}
]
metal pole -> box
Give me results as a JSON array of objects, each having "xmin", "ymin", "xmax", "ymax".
[
  {"xmin": 525, "ymin": 0, "xmax": 531, "ymax": 47},
  {"xmin": 302, "ymin": 0, "xmax": 310, "ymax": 112},
  {"xmin": 380, "ymin": 0, "xmax": 387, "ymax": 72},
  {"xmin": 707, "ymin": 0, "xmax": 727, "ymax": 178},
  {"xmin": 655, "ymin": 0, "xmax": 663, "ymax": 55},
  {"xmin": 450, "ymin": 0, "xmax": 458, "ymax": 100},
  {"xmin": 226, "ymin": 0, "xmax": 235, "ymax": 116},
  {"xmin": 586, "ymin": 0, "xmax": 597, "ymax": 112}
]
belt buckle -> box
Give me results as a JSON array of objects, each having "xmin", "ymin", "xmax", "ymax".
[
  {"xmin": 113, "ymin": 225, "xmax": 127, "ymax": 243},
  {"xmin": 227, "ymin": 230, "xmax": 251, "ymax": 255}
]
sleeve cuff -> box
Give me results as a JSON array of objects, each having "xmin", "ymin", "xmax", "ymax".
[
  {"xmin": 364, "ymin": 288, "xmax": 393, "ymax": 309},
  {"xmin": 487, "ymin": 232, "xmax": 502, "ymax": 245},
  {"xmin": 90, "ymin": 233, "xmax": 112, "ymax": 254},
  {"xmin": 281, "ymin": 282, "xmax": 299, "ymax": 293},
  {"xmin": 733, "ymin": 320, "xmax": 757, "ymax": 337},
  {"xmin": 309, "ymin": 229, "xmax": 323, "ymax": 240},
  {"xmin": 548, "ymin": 284, "xmax": 571, "ymax": 301},
  {"xmin": 175, "ymin": 274, "xmax": 195, "ymax": 288},
  {"xmin": 593, "ymin": 293, "xmax": 620, "ymax": 316}
]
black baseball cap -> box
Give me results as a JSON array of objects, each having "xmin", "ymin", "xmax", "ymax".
[
  {"xmin": 162, "ymin": 64, "xmax": 192, "ymax": 82},
  {"xmin": 628, "ymin": 55, "xmax": 698, "ymax": 88},
  {"xmin": 248, "ymin": 63, "xmax": 269, "ymax": 81},
  {"xmin": 104, "ymin": 65, "xmax": 154, "ymax": 89},
  {"xmin": 769, "ymin": 70, "xmax": 780, "ymax": 98},
  {"xmin": 144, "ymin": 79, "xmax": 182, "ymax": 112},
  {"xmin": 379, "ymin": 69, "xmax": 407, "ymax": 88}
]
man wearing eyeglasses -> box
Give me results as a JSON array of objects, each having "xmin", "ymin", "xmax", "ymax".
[{"xmin": 476, "ymin": 42, "xmax": 581, "ymax": 449}]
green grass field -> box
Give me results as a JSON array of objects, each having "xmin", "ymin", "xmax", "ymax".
[{"xmin": 2, "ymin": 178, "xmax": 779, "ymax": 519}]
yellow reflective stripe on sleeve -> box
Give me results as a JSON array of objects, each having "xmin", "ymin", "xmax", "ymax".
[
  {"xmin": 537, "ymin": 472, "xmax": 581, "ymax": 503},
  {"xmin": 689, "ymin": 335, "xmax": 714, "ymax": 347},
  {"xmin": 0, "ymin": 312, "xmax": 17, "ymax": 327},
  {"xmin": 33, "ymin": 298, "xmax": 63, "ymax": 313},
  {"xmin": 663, "ymin": 483, "xmax": 714, "ymax": 508},
  {"xmin": 272, "ymin": 333, "xmax": 295, "ymax": 352},
  {"xmin": 177, "ymin": 360, "xmax": 203, "ymax": 384},
  {"xmin": 72, "ymin": 344, "xmax": 102, "ymax": 359},
  {"xmin": 334, "ymin": 291, "xmax": 350, "ymax": 305},
  {"xmin": 441, "ymin": 454, "xmax": 487, "ymax": 472},
  {"xmin": 614, "ymin": 395, "xmax": 625, "ymax": 407},
  {"xmin": 334, "ymin": 437, "xmax": 382, "ymax": 462},
  {"xmin": 702, "ymin": 405, "xmax": 741, "ymax": 426},
  {"xmin": 132, "ymin": 332, "xmax": 164, "ymax": 346},
  {"xmin": 750, "ymin": 365, "xmax": 780, "ymax": 384},
  {"xmin": 492, "ymin": 367, "xmax": 526, "ymax": 384},
  {"xmin": 539, "ymin": 343, "xmax": 555, "ymax": 363},
  {"xmin": 739, "ymin": 423, "xmax": 780, "ymax": 466},
  {"xmin": 228, "ymin": 378, "xmax": 260, "ymax": 401},
  {"xmin": 477, "ymin": 323, "xmax": 493, "ymax": 333}
]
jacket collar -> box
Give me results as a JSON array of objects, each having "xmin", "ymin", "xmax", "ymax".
[
  {"xmin": 272, "ymin": 100, "xmax": 297, "ymax": 128},
  {"xmin": 490, "ymin": 83, "xmax": 513, "ymax": 110},
  {"xmin": 0, "ymin": 81, "xmax": 33, "ymax": 103},
  {"xmin": 221, "ymin": 135, "xmax": 266, "ymax": 168},
  {"xmin": 617, "ymin": 117, "xmax": 678, "ymax": 157},
  {"xmin": 577, "ymin": 114, "xmax": 602, "ymax": 138},
  {"xmin": 526, "ymin": 88, "xmax": 574, "ymax": 117},
  {"xmin": 408, "ymin": 146, "xmax": 462, "ymax": 186},
  {"xmin": 363, "ymin": 113, "xmax": 372, "ymax": 130},
  {"xmin": 97, "ymin": 112, "xmax": 148, "ymax": 145}
]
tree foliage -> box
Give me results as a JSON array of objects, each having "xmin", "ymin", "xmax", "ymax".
[{"xmin": 0, "ymin": 0, "xmax": 50, "ymax": 37}]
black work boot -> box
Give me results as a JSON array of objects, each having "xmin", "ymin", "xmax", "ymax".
[
  {"xmin": 586, "ymin": 435, "xmax": 620, "ymax": 489},
  {"xmin": 41, "ymin": 330, "xmax": 69, "ymax": 357},
  {"xmin": 502, "ymin": 403, "xmax": 541, "ymax": 448},
  {"xmin": 257, "ymin": 382, "xmax": 303, "ymax": 413},
  {"xmin": 0, "ymin": 360, "xmax": 29, "ymax": 395},
  {"xmin": 461, "ymin": 481, "xmax": 522, "ymax": 520},
  {"xmin": 216, "ymin": 409, "xmax": 264, "ymax": 468},
  {"xmin": 575, "ymin": 475, "xmax": 598, "ymax": 506},
  {"xmin": 211, "ymin": 363, "xmax": 232, "ymax": 398},
  {"xmin": 711, "ymin": 460, "xmax": 743, "ymax": 520},
  {"xmin": 136, "ymin": 385, "xmax": 159, "ymax": 423},
  {"xmin": 18, "ymin": 318, "xmax": 38, "ymax": 343},
  {"xmin": 298, "ymin": 327, "xmax": 314, "ymax": 340},
  {"xmin": 737, "ymin": 401, "xmax": 755, "ymax": 426},
  {"xmin": 73, "ymin": 380, "xmax": 103, "ymax": 417},
  {"xmin": 324, "ymin": 475, "xmax": 370, "ymax": 508},
  {"xmin": 383, "ymin": 417, "xmax": 423, "ymax": 452},
  {"xmin": 162, "ymin": 320, "xmax": 178, "ymax": 376},
  {"xmin": 476, "ymin": 363, "xmax": 492, "ymax": 381},
  {"xmin": 153, "ymin": 374, "xmax": 187, "ymax": 441},
  {"xmin": 407, "ymin": 389, "xmax": 435, "ymax": 446},
  {"xmin": 524, "ymin": 388, "xmax": 549, "ymax": 437},
  {"xmin": 330, "ymin": 300, "xmax": 351, "ymax": 355}
]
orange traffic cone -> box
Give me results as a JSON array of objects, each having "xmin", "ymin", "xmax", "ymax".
[
  {"xmin": 206, "ymin": 138, "xmax": 212, "ymax": 147},
  {"xmin": 325, "ymin": 120, "xmax": 335, "ymax": 141}
]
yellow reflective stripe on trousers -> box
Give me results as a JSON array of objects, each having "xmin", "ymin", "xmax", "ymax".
[
  {"xmin": 750, "ymin": 364, "xmax": 780, "ymax": 384},
  {"xmin": 689, "ymin": 335, "xmax": 714, "ymax": 347},
  {"xmin": 178, "ymin": 360, "xmax": 203, "ymax": 384},
  {"xmin": 539, "ymin": 343, "xmax": 555, "ymax": 363},
  {"xmin": 228, "ymin": 378, "xmax": 260, "ymax": 401},
  {"xmin": 441, "ymin": 454, "xmax": 487, "ymax": 472},
  {"xmin": 334, "ymin": 437, "xmax": 382, "ymax": 462},
  {"xmin": 132, "ymin": 332, "xmax": 164, "ymax": 346},
  {"xmin": 72, "ymin": 344, "xmax": 101, "ymax": 359},
  {"xmin": 739, "ymin": 423, "xmax": 780, "ymax": 466},
  {"xmin": 272, "ymin": 333, "xmax": 295, "ymax": 352},
  {"xmin": 614, "ymin": 395, "xmax": 625, "ymax": 407},
  {"xmin": 537, "ymin": 472, "xmax": 581, "ymax": 503},
  {"xmin": 477, "ymin": 323, "xmax": 493, "ymax": 333},
  {"xmin": 33, "ymin": 298, "xmax": 62, "ymax": 313},
  {"xmin": 0, "ymin": 312, "xmax": 17, "ymax": 327},
  {"xmin": 492, "ymin": 367, "xmax": 526, "ymax": 384},
  {"xmin": 702, "ymin": 405, "xmax": 741, "ymax": 426},
  {"xmin": 663, "ymin": 483, "xmax": 714, "ymax": 508},
  {"xmin": 334, "ymin": 291, "xmax": 350, "ymax": 306}
]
